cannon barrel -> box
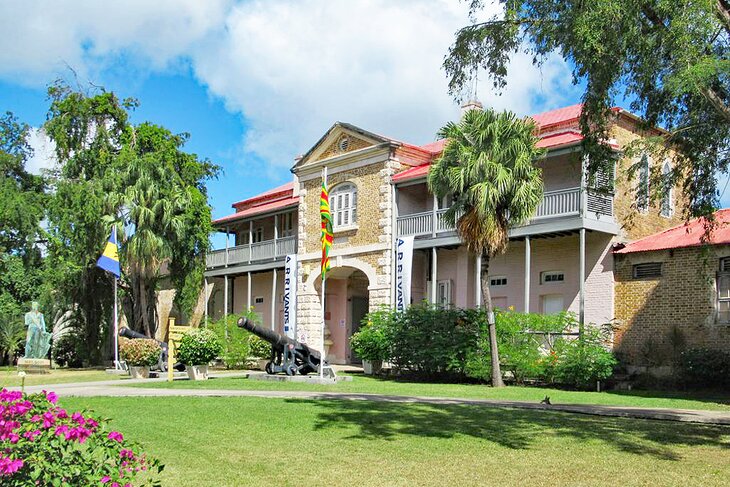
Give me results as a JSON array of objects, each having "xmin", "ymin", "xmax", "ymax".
[
  {"xmin": 237, "ymin": 317, "xmax": 322, "ymax": 375},
  {"xmin": 238, "ymin": 317, "xmax": 297, "ymax": 351},
  {"xmin": 119, "ymin": 327, "xmax": 151, "ymax": 340}
]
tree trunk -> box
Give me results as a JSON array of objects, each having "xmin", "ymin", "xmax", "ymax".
[{"xmin": 480, "ymin": 251, "xmax": 504, "ymax": 387}]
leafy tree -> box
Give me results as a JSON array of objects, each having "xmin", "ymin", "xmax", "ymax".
[
  {"xmin": 0, "ymin": 112, "xmax": 47, "ymax": 363},
  {"xmin": 43, "ymin": 82, "xmax": 131, "ymax": 364},
  {"xmin": 44, "ymin": 82, "xmax": 219, "ymax": 358},
  {"xmin": 113, "ymin": 123, "xmax": 218, "ymax": 337},
  {"xmin": 427, "ymin": 108, "xmax": 544, "ymax": 387},
  {"xmin": 445, "ymin": 0, "xmax": 729, "ymax": 217}
]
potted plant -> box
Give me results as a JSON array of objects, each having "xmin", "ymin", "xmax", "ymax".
[
  {"xmin": 176, "ymin": 328, "xmax": 222, "ymax": 380},
  {"xmin": 119, "ymin": 338, "xmax": 161, "ymax": 379},
  {"xmin": 350, "ymin": 318, "xmax": 391, "ymax": 375}
]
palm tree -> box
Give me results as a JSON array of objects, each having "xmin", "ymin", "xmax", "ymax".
[{"xmin": 427, "ymin": 108, "xmax": 544, "ymax": 387}]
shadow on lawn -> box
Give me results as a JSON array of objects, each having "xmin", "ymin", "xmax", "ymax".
[{"xmin": 292, "ymin": 398, "xmax": 730, "ymax": 461}]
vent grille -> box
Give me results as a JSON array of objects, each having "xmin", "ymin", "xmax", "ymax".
[{"xmin": 633, "ymin": 262, "xmax": 662, "ymax": 279}]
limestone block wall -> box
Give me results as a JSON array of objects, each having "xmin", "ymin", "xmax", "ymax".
[{"xmin": 614, "ymin": 245, "xmax": 730, "ymax": 365}]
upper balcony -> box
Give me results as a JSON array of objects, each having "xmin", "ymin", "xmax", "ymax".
[
  {"xmin": 206, "ymin": 206, "xmax": 298, "ymax": 274},
  {"xmin": 394, "ymin": 151, "xmax": 618, "ymax": 243},
  {"xmin": 206, "ymin": 235, "xmax": 297, "ymax": 269}
]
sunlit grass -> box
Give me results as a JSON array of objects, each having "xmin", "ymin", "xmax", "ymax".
[
  {"xmin": 129, "ymin": 373, "xmax": 730, "ymax": 411},
  {"xmin": 60, "ymin": 396, "xmax": 730, "ymax": 487}
]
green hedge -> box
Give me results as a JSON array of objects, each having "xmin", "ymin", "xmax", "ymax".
[{"xmin": 352, "ymin": 304, "xmax": 617, "ymax": 388}]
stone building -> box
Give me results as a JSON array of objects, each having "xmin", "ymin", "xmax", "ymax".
[
  {"xmin": 613, "ymin": 210, "xmax": 730, "ymax": 367},
  {"xmin": 205, "ymin": 103, "xmax": 686, "ymax": 365}
]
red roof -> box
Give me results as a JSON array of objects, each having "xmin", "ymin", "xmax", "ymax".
[
  {"xmin": 615, "ymin": 210, "xmax": 730, "ymax": 254},
  {"xmin": 536, "ymin": 130, "xmax": 583, "ymax": 149},
  {"xmin": 531, "ymin": 104, "xmax": 583, "ymax": 129},
  {"xmin": 214, "ymin": 196, "xmax": 298, "ymax": 225},
  {"xmin": 232, "ymin": 182, "xmax": 294, "ymax": 209},
  {"xmin": 392, "ymin": 163, "xmax": 430, "ymax": 183}
]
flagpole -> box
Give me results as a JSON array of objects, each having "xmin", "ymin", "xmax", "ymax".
[
  {"xmin": 113, "ymin": 276, "xmax": 119, "ymax": 369},
  {"xmin": 320, "ymin": 166, "xmax": 327, "ymax": 380}
]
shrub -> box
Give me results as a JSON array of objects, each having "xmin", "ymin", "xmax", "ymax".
[
  {"xmin": 176, "ymin": 328, "xmax": 222, "ymax": 366},
  {"xmin": 553, "ymin": 327, "xmax": 617, "ymax": 389},
  {"xmin": 119, "ymin": 338, "xmax": 161, "ymax": 367},
  {"xmin": 52, "ymin": 334, "xmax": 83, "ymax": 368},
  {"xmin": 209, "ymin": 311, "xmax": 270, "ymax": 368},
  {"xmin": 0, "ymin": 388, "xmax": 163, "ymax": 485},
  {"xmin": 350, "ymin": 312, "xmax": 392, "ymax": 362},
  {"xmin": 678, "ymin": 348, "xmax": 730, "ymax": 388}
]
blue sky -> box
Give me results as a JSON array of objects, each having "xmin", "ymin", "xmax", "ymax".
[{"xmin": 1, "ymin": 1, "xmax": 724, "ymax": 249}]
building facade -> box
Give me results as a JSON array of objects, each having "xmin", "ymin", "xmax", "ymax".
[{"xmin": 205, "ymin": 104, "xmax": 685, "ymax": 364}]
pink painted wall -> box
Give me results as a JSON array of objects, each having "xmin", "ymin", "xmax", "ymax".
[
  {"xmin": 410, "ymin": 232, "xmax": 615, "ymax": 325},
  {"xmin": 231, "ymin": 270, "xmax": 286, "ymax": 332},
  {"xmin": 323, "ymin": 278, "xmax": 348, "ymax": 363}
]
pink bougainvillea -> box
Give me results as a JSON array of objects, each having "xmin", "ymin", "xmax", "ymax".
[{"xmin": 0, "ymin": 388, "xmax": 163, "ymax": 486}]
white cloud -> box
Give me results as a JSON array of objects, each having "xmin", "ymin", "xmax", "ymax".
[
  {"xmin": 25, "ymin": 128, "xmax": 56, "ymax": 175},
  {"xmin": 0, "ymin": 0, "xmax": 579, "ymax": 175}
]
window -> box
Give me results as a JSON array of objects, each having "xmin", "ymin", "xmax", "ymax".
[
  {"xmin": 632, "ymin": 262, "xmax": 662, "ymax": 279},
  {"xmin": 438, "ymin": 194, "xmax": 453, "ymax": 209},
  {"xmin": 279, "ymin": 212, "xmax": 295, "ymax": 237},
  {"xmin": 490, "ymin": 276, "xmax": 507, "ymax": 287},
  {"xmin": 541, "ymin": 271, "xmax": 564, "ymax": 284},
  {"xmin": 254, "ymin": 296, "xmax": 265, "ymax": 305},
  {"xmin": 437, "ymin": 280, "xmax": 452, "ymax": 308},
  {"xmin": 717, "ymin": 258, "xmax": 730, "ymax": 323},
  {"xmin": 660, "ymin": 161, "xmax": 673, "ymax": 217},
  {"xmin": 330, "ymin": 183, "xmax": 357, "ymax": 229},
  {"xmin": 637, "ymin": 154, "xmax": 650, "ymax": 213},
  {"xmin": 541, "ymin": 294, "xmax": 564, "ymax": 314},
  {"xmin": 252, "ymin": 227, "xmax": 264, "ymax": 243}
]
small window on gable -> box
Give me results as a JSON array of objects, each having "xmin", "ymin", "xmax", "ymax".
[
  {"xmin": 660, "ymin": 161, "xmax": 673, "ymax": 217},
  {"xmin": 490, "ymin": 276, "xmax": 507, "ymax": 287},
  {"xmin": 637, "ymin": 154, "xmax": 650, "ymax": 213},
  {"xmin": 541, "ymin": 271, "xmax": 564, "ymax": 284},
  {"xmin": 717, "ymin": 258, "xmax": 730, "ymax": 323},
  {"xmin": 633, "ymin": 262, "xmax": 662, "ymax": 279}
]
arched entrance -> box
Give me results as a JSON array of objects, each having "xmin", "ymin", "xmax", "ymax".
[{"xmin": 314, "ymin": 266, "xmax": 370, "ymax": 364}]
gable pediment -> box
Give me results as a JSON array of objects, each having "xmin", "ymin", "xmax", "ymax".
[{"xmin": 294, "ymin": 122, "xmax": 390, "ymax": 171}]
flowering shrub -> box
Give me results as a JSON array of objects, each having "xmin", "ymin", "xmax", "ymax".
[
  {"xmin": 176, "ymin": 328, "xmax": 222, "ymax": 366},
  {"xmin": 0, "ymin": 388, "xmax": 163, "ymax": 486},
  {"xmin": 119, "ymin": 338, "xmax": 161, "ymax": 367}
]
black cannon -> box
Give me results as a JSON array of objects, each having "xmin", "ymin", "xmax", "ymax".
[
  {"xmin": 237, "ymin": 317, "xmax": 323, "ymax": 376},
  {"xmin": 118, "ymin": 327, "xmax": 185, "ymax": 372}
]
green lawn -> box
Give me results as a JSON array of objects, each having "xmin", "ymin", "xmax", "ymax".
[
  {"xmin": 60, "ymin": 396, "xmax": 730, "ymax": 486},
  {"xmin": 0, "ymin": 367, "xmax": 129, "ymax": 388},
  {"xmin": 129, "ymin": 374, "xmax": 730, "ymax": 411}
]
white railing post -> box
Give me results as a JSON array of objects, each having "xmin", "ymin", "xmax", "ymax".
[
  {"xmin": 248, "ymin": 221, "xmax": 253, "ymax": 264},
  {"xmin": 274, "ymin": 214, "xmax": 278, "ymax": 260}
]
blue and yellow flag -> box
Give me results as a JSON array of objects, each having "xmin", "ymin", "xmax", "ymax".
[{"xmin": 96, "ymin": 227, "xmax": 120, "ymax": 278}]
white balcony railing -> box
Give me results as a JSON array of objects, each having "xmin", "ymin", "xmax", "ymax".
[
  {"xmin": 206, "ymin": 235, "xmax": 297, "ymax": 269},
  {"xmin": 397, "ymin": 187, "xmax": 613, "ymax": 237}
]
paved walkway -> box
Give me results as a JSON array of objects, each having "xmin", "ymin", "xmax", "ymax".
[{"xmin": 14, "ymin": 376, "xmax": 730, "ymax": 426}]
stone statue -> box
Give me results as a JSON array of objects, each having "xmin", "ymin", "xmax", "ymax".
[{"xmin": 24, "ymin": 302, "xmax": 51, "ymax": 359}]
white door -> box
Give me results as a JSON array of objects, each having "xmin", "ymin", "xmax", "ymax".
[{"xmin": 541, "ymin": 294, "xmax": 564, "ymax": 314}]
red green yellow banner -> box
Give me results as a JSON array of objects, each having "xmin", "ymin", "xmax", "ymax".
[{"xmin": 320, "ymin": 179, "xmax": 333, "ymax": 280}]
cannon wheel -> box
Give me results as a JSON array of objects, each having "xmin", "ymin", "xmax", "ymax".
[
  {"xmin": 265, "ymin": 362, "xmax": 275, "ymax": 375},
  {"xmin": 285, "ymin": 365, "xmax": 297, "ymax": 376}
]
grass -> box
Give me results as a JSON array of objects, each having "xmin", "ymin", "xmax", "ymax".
[
  {"xmin": 129, "ymin": 373, "xmax": 730, "ymax": 412},
  {"xmin": 0, "ymin": 366, "xmax": 129, "ymax": 388},
  {"xmin": 60, "ymin": 395, "xmax": 730, "ymax": 486}
]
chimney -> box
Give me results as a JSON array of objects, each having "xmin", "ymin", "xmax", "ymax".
[{"xmin": 460, "ymin": 99, "xmax": 483, "ymax": 116}]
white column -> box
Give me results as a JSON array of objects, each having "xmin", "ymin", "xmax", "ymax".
[
  {"xmin": 247, "ymin": 272, "xmax": 252, "ymax": 310},
  {"xmin": 475, "ymin": 254, "xmax": 481, "ymax": 307},
  {"xmin": 430, "ymin": 247, "xmax": 438, "ymax": 304},
  {"xmin": 248, "ymin": 220, "xmax": 253, "ymax": 263},
  {"xmin": 270, "ymin": 268, "xmax": 277, "ymax": 331},
  {"xmin": 225, "ymin": 227, "xmax": 230, "ymax": 267},
  {"xmin": 432, "ymin": 194, "xmax": 438, "ymax": 237},
  {"xmin": 223, "ymin": 275, "xmax": 229, "ymax": 322},
  {"xmin": 579, "ymin": 228, "xmax": 586, "ymax": 329},
  {"xmin": 274, "ymin": 214, "xmax": 279, "ymax": 260},
  {"xmin": 204, "ymin": 277, "xmax": 208, "ymax": 326},
  {"xmin": 524, "ymin": 236, "xmax": 531, "ymax": 313}
]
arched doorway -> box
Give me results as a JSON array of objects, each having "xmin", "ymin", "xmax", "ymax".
[{"xmin": 314, "ymin": 266, "xmax": 370, "ymax": 364}]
